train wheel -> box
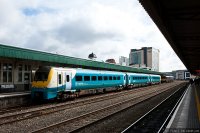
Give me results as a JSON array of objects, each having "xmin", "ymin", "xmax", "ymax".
[
  {"xmin": 61, "ymin": 93, "xmax": 68, "ymax": 101},
  {"xmin": 76, "ymin": 92, "xmax": 80, "ymax": 98}
]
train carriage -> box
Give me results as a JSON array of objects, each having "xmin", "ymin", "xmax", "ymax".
[
  {"xmin": 149, "ymin": 74, "xmax": 161, "ymax": 84},
  {"xmin": 32, "ymin": 66, "xmax": 126, "ymax": 100},
  {"xmin": 126, "ymin": 73, "xmax": 150, "ymax": 87},
  {"xmin": 73, "ymin": 69, "xmax": 126, "ymax": 90}
]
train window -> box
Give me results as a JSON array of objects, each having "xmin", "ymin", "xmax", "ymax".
[
  {"xmin": 66, "ymin": 75, "xmax": 70, "ymax": 82},
  {"xmin": 109, "ymin": 76, "xmax": 112, "ymax": 80},
  {"xmin": 98, "ymin": 76, "xmax": 102, "ymax": 80},
  {"xmin": 117, "ymin": 76, "xmax": 120, "ymax": 80},
  {"xmin": 76, "ymin": 76, "xmax": 82, "ymax": 81},
  {"xmin": 104, "ymin": 76, "xmax": 108, "ymax": 80},
  {"xmin": 133, "ymin": 77, "xmax": 134, "ymax": 80},
  {"xmin": 92, "ymin": 76, "xmax": 97, "ymax": 81},
  {"xmin": 84, "ymin": 76, "xmax": 90, "ymax": 81},
  {"xmin": 113, "ymin": 76, "xmax": 116, "ymax": 80},
  {"xmin": 58, "ymin": 74, "xmax": 62, "ymax": 84}
]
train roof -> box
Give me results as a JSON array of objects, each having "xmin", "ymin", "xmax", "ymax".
[
  {"xmin": 44, "ymin": 66, "xmax": 161, "ymax": 76},
  {"xmin": 51, "ymin": 67, "xmax": 125, "ymax": 75},
  {"xmin": 126, "ymin": 73, "xmax": 149, "ymax": 76},
  {"xmin": 75, "ymin": 68, "xmax": 125, "ymax": 75}
]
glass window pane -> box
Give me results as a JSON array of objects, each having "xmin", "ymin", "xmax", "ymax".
[
  {"xmin": 58, "ymin": 74, "xmax": 61, "ymax": 84},
  {"xmin": 98, "ymin": 76, "xmax": 102, "ymax": 81},
  {"xmin": 92, "ymin": 76, "xmax": 96, "ymax": 81},
  {"xmin": 8, "ymin": 71, "xmax": 12, "ymax": 82},
  {"xmin": 25, "ymin": 65, "xmax": 27, "ymax": 71},
  {"xmin": 9, "ymin": 64, "xmax": 12, "ymax": 70},
  {"xmin": 76, "ymin": 76, "xmax": 82, "ymax": 81},
  {"xmin": 28, "ymin": 65, "xmax": 31, "ymax": 71},
  {"xmin": 66, "ymin": 75, "xmax": 70, "ymax": 82},
  {"xmin": 18, "ymin": 64, "xmax": 22, "ymax": 71},
  {"xmin": 18, "ymin": 72, "xmax": 22, "ymax": 82},
  {"xmin": 84, "ymin": 76, "xmax": 90, "ymax": 81},
  {"xmin": 3, "ymin": 64, "xmax": 7, "ymax": 70},
  {"xmin": 104, "ymin": 76, "xmax": 108, "ymax": 80},
  {"xmin": 3, "ymin": 71, "xmax": 7, "ymax": 82}
]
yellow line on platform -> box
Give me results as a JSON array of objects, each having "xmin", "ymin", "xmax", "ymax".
[{"xmin": 194, "ymin": 87, "xmax": 200, "ymax": 123}]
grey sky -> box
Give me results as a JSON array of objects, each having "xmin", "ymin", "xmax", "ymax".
[{"xmin": 0, "ymin": 0, "xmax": 186, "ymax": 72}]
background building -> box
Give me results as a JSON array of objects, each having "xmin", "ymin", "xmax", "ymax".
[
  {"xmin": 172, "ymin": 70, "xmax": 191, "ymax": 80},
  {"xmin": 88, "ymin": 52, "xmax": 97, "ymax": 60},
  {"xmin": 105, "ymin": 59, "xmax": 116, "ymax": 64},
  {"xmin": 119, "ymin": 56, "xmax": 129, "ymax": 66},
  {"xmin": 129, "ymin": 47, "xmax": 159, "ymax": 71}
]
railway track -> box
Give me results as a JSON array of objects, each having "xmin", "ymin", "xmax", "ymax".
[
  {"xmin": 121, "ymin": 83, "xmax": 187, "ymax": 133},
  {"xmin": 0, "ymin": 83, "xmax": 167, "ymax": 126},
  {"xmin": 0, "ymin": 83, "xmax": 174, "ymax": 116},
  {"xmin": 31, "ymin": 83, "xmax": 185, "ymax": 133}
]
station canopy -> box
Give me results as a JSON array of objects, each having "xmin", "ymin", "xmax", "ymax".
[
  {"xmin": 139, "ymin": 0, "xmax": 200, "ymax": 75},
  {"xmin": 0, "ymin": 44, "xmax": 162, "ymax": 75}
]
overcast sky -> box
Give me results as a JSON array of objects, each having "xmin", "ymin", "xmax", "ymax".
[{"xmin": 0, "ymin": 0, "xmax": 186, "ymax": 72}]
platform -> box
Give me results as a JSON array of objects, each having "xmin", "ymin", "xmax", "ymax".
[
  {"xmin": 0, "ymin": 91, "xmax": 31, "ymax": 109},
  {"xmin": 165, "ymin": 84, "xmax": 200, "ymax": 132}
]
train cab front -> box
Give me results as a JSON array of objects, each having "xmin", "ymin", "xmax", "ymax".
[{"xmin": 31, "ymin": 66, "xmax": 56, "ymax": 100}]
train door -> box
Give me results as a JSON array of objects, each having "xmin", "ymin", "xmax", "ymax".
[
  {"xmin": 65, "ymin": 72, "xmax": 72, "ymax": 91},
  {"xmin": 126, "ymin": 74, "xmax": 130, "ymax": 86},
  {"xmin": 57, "ymin": 71, "xmax": 63, "ymax": 91},
  {"xmin": 123, "ymin": 75, "xmax": 126, "ymax": 85},
  {"xmin": 148, "ymin": 75, "xmax": 151, "ymax": 84}
]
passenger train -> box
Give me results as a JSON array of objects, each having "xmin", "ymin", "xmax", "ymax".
[{"xmin": 31, "ymin": 66, "xmax": 161, "ymax": 100}]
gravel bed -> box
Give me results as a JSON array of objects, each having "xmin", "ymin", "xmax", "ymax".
[
  {"xmin": 0, "ymin": 81, "xmax": 184, "ymax": 133},
  {"xmin": 0, "ymin": 83, "xmax": 167, "ymax": 125},
  {"xmin": 0, "ymin": 85, "xmax": 160, "ymax": 125},
  {"xmin": 49, "ymin": 87, "xmax": 168, "ymax": 132},
  {"xmin": 74, "ymin": 82, "xmax": 187, "ymax": 133},
  {"xmin": 0, "ymin": 85, "xmax": 156, "ymax": 118}
]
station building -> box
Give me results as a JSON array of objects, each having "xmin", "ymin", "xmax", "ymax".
[
  {"xmin": 171, "ymin": 70, "xmax": 191, "ymax": 80},
  {"xmin": 0, "ymin": 44, "xmax": 162, "ymax": 93}
]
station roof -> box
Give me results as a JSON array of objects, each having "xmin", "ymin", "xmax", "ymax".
[
  {"xmin": 139, "ymin": 0, "xmax": 200, "ymax": 75},
  {"xmin": 0, "ymin": 44, "xmax": 162, "ymax": 75}
]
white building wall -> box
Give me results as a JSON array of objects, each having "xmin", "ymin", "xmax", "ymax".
[{"xmin": 119, "ymin": 56, "xmax": 129, "ymax": 66}]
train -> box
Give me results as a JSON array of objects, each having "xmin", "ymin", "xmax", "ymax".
[
  {"xmin": 161, "ymin": 75, "xmax": 174, "ymax": 83},
  {"xmin": 31, "ymin": 66, "xmax": 161, "ymax": 101}
]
